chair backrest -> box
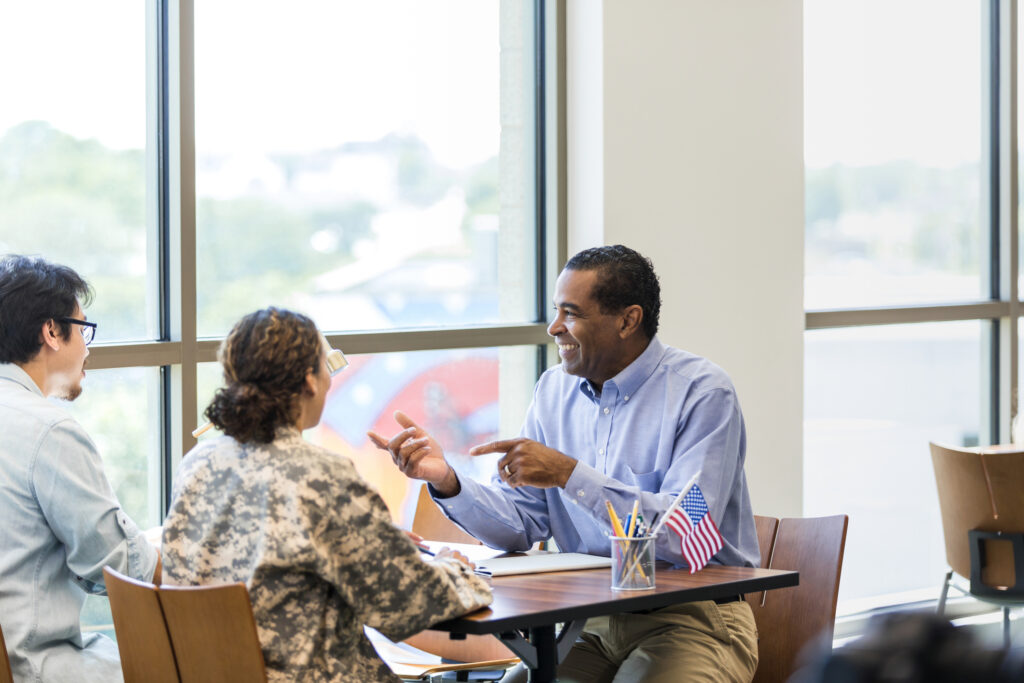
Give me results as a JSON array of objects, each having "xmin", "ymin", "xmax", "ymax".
[
  {"xmin": 747, "ymin": 514, "xmax": 848, "ymax": 683},
  {"xmin": 745, "ymin": 515, "xmax": 781, "ymax": 609},
  {"xmin": 412, "ymin": 483, "xmax": 482, "ymax": 545},
  {"xmin": 754, "ymin": 515, "xmax": 780, "ymax": 569},
  {"xmin": 0, "ymin": 620, "xmax": 14, "ymax": 683},
  {"xmin": 159, "ymin": 582, "xmax": 267, "ymax": 683},
  {"xmin": 930, "ymin": 442, "xmax": 1024, "ymax": 587},
  {"xmin": 102, "ymin": 567, "xmax": 180, "ymax": 683}
]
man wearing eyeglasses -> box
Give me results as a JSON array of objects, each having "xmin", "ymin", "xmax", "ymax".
[{"xmin": 0, "ymin": 255, "xmax": 160, "ymax": 683}]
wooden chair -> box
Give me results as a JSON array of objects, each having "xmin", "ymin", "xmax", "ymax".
[
  {"xmin": 102, "ymin": 567, "xmax": 180, "ymax": 683},
  {"xmin": 754, "ymin": 515, "xmax": 780, "ymax": 569},
  {"xmin": 0, "ymin": 620, "xmax": 13, "ymax": 683},
  {"xmin": 159, "ymin": 582, "xmax": 267, "ymax": 683},
  {"xmin": 745, "ymin": 515, "xmax": 781, "ymax": 610},
  {"xmin": 412, "ymin": 483, "xmax": 483, "ymax": 545},
  {"xmin": 745, "ymin": 514, "xmax": 849, "ymax": 683},
  {"xmin": 392, "ymin": 485, "xmax": 518, "ymax": 680},
  {"xmin": 930, "ymin": 442, "xmax": 1024, "ymax": 647}
]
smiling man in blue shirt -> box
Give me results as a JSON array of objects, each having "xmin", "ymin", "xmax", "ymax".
[
  {"xmin": 371, "ymin": 245, "xmax": 759, "ymax": 682},
  {"xmin": 0, "ymin": 255, "xmax": 160, "ymax": 683}
]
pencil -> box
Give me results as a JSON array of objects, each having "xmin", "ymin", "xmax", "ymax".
[
  {"xmin": 191, "ymin": 421, "xmax": 214, "ymax": 438},
  {"xmin": 606, "ymin": 500, "xmax": 627, "ymax": 537}
]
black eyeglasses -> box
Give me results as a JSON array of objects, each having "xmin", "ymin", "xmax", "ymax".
[{"xmin": 60, "ymin": 317, "xmax": 97, "ymax": 346}]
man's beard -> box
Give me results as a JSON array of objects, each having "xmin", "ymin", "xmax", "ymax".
[
  {"xmin": 58, "ymin": 360, "xmax": 85, "ymax": 401},
  {"xmin": 58, "ymin": 382, "xmax": 83, "ymax": 401}
]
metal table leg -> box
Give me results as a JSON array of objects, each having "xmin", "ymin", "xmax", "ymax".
[{"xmin": 498, "ymin": 619, "xmax": 587, "ymax": 682}]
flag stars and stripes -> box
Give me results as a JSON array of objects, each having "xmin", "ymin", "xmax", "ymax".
[{"xmin": 665, "ymin": 484, "xmax": 723, "ymax": 574}]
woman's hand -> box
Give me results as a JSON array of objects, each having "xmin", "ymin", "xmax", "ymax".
[{"xmin": 434, "ymin": 546, "xmax": 476, "ymax": 571}]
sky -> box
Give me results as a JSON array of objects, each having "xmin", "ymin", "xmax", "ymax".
[
  {"xmin": 0, "ymin": 0, "xmax": 505, "ymax": 168},
  {"xmin": 804, "ymin": 0, "xmax": 983, "ymax": 169}
]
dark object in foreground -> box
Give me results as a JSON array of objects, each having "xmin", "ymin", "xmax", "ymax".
[{"xmin": 790, "ymin": 611, "xmax": 1024, "ymax": 683}]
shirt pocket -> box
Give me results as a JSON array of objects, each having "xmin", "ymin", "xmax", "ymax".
[{"xmin": 625, "ymin": 465, "xmax": 662, "ymax": 491}]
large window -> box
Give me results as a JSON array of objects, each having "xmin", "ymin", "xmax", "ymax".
[
  {"xmin": 0, "ymin": 1, "xmax": 156, "ymax": 341},
  {"xmin": 0, "ymin": 0, "xmax": 559, "ymax": 635},
  {"xmin": 804, "ymin": 0, "xmax": 983, "ymax": 310},
  {"xmin": 805, "ymin": 0, "xmax": 1018, "ymax": 610},
  {"xmin": 193, "ymin": 1, "xmax": 538, "ymax": 336}
]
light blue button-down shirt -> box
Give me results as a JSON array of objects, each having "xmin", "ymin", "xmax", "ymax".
[
  {"xmin": 0, "ymin": 363, "xmax": 158, "ymax": 683},
  {"xmin": 433, "ymin": 337, "xmax": 759, "ymax": 569}
]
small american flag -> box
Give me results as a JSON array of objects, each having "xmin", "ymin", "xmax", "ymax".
[{"xmin": 665, "ymin": 483, "xmax": 723, "ymax": 573}]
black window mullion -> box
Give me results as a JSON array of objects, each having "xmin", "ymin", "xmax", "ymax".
[{"xmin": 157, "ymin": 0, "xmax": 174, "ymax": 517}]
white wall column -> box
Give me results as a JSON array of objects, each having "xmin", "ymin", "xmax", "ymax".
[{"xmin": 566, "ymin": 0, "xmax": 805, "ymax": 516}]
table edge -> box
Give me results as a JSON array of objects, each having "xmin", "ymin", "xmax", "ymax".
[{"xmin": 431, "ymin": 569, "xmax": 799, "ymax": 635}]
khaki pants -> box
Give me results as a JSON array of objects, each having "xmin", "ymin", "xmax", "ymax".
[{"xmin": 505, "ymin": 599, "xmax": 758, "ymax": 683}]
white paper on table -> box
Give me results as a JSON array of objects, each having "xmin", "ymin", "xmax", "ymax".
[
  {"xmin": 365, "ymin": 627, "xmax": 516, "ymax": 677},
  {"xmin": 477, "ymin": 550, "xmax": 611, "ymax": 576},
  {"xmin": 419, "ymin": 540, "xmax": 506, "ymax": 564},
  {"xmin": 418, "ymin": 541, "xmax": 611, "ymax": 576}
]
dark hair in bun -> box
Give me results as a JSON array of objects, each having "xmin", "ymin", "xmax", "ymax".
[{"xmin": 204, "ymin": 307, "xmax": 322, "ymax": 444}]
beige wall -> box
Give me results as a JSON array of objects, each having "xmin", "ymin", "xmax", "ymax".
[{"xmin": 566, "ymin": 0, "xmax": 805, "ymax": 516}]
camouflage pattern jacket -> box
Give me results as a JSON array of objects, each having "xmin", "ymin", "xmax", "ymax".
[{"xmin": 162, "ymin": 428, "xmax": 492, "ymax": 682}]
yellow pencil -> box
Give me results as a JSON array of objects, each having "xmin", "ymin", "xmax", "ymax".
[{"xmin": 606, "ymin": 500, "xmax": 627, "ymax": 537}]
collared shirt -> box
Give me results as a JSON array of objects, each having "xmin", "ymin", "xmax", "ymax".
[
  {"xmin": 433, "ymin": 337, "xmax": 759, "ymax": 569},
  {"xmin": 0, "ymin": 363, "xmax": 158, "ymax": 683},
  {"xmin": 162, "ymin": 428, "xmax": 492, "ymax": 683}
]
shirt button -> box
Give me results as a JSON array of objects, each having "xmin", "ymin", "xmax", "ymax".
[
  {"xmin": 447, "ymin": 505, "xmax": 454, "ymax": 510},
  {"xmin": 598, "ymin": 448, "xmax": 605, "ymax": 455},
  {"xmin": 577, "ymin": 490, "xmax": 585, "ymax": 497},
  {"xmin": 624, "ymin": 395, "xmax": 630, "ymax": 402},
  {"xmin": 603, "ymin": 407, "xmax": 610, "ymax": 415}
]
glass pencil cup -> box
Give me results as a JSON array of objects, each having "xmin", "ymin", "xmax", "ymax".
[{"xmin": 610, "ymin": 535, "xmax": 656, "ymax": 591}]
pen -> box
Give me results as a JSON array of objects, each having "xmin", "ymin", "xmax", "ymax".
[
  {"xmin": 418, "ymin": 543, "xmax": 489, "ymax": 576},
  {"xmin": 626, "ymin": 500, "xmax": 640, "ymax": 537}
]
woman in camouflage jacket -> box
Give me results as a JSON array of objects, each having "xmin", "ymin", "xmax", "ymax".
[{"xmin": 162, "ymin": 307, "xmax": 492, "ymax": 682}]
